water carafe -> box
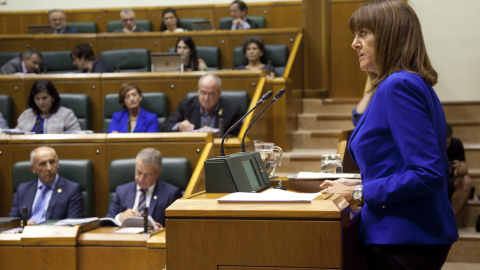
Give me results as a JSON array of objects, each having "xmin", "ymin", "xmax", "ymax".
[{"xmin": 253, "ymin": 140, "xmax": 283, "ymax": 177}]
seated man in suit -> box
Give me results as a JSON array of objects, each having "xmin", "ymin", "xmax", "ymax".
[
  {"xmin": 49, "ymin": 9, "xmax": 79, "ymax": 34},
  {"xmin": 71, "ymin": 44, "xmax": 113, "ymax": 73},
  {"xmin": 114, "ymin": 8, "xmax": 148, "ymax": 33},
  {"xmin": 0, "ymin": 112, "xmax": 8, "ymax": 129},
  {"xmin": 106, "ymin": 148, "xmax": 182, "ymax": 228},
  {"xmin": 0, "ymin": 48, "xmax": 42, "ymax": 74},
  {"xmin": 220, "ymin": 1, "xmax": 259, "ymax": 30},
  {"xmin": 159, "ymin": 73, "xmax": 242, "ymax": 136},
  {"xmin": 9, "ymin": 146, "xmax": 84, "ymax": 225}
]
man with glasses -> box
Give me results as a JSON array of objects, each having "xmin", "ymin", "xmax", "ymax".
[
  {"xmin": 106, "ymin": 148, "xmax": 182, "ymax": 228},
  {"xmin": 159, "ymin": 73, "xmax": 242, "ymax": 136},
  {"xmin": 49, "ymin": 9, "xmax": 79, "ymax": 34},
  {"xmin": 114, "ymin": 8, "xmax": 148, "ymax": 33}
]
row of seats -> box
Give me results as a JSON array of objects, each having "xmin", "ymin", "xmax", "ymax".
[
  {"xmin": 0, "ymin": 45, "xmax": 289, "ymax": 75},
  {"xmin": 12, "ymin": 157, "xmax": 191, "ymax": 217},
  {"xmin": 62, "ymin": 16, "xmax": 266, "ymax": 33},
  {"xmin": 0, "ymin": 91, "xmax": 249, "ymax": 131}
]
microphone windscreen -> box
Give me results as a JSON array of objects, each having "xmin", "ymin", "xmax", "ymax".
[
  {"xmin": 261, "ymin": 91, "xmax": 273, "ymax": 102},
  {"xmin": 274, "ymin": 88, "xmax": 286, "ymax": 100}
]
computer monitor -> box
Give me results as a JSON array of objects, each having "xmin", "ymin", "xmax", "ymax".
[
  {"xmin": 191, "ymin": 21, "xmax": 214, "ymax": 31},
  {"xmin": 28, "ymin": 25, "xmax": 54, "ymax": 34},
  {"xmin": 150, "ymin": 52, "xmax": 182, "ymax": 72}
]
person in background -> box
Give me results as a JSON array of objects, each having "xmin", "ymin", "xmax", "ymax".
[
  {"xmin": 0, "ymin": 48, "xmax": 42, "ymax": 74},
  {"xmin": 175, "ymin": 36, "xmax": 208, "ymax": 71},
  {"xmin": 235, "ymin": 36, "xmax": 275, "ymax": 75},
  {"xmin": 49, "ymin": 9, "xmax": 79, "ymax": 34},
  {"xmin": 71, "ymin": 44, "xmax": 113, "ymax": 73},
  {"xmin": 220, "ymin": 1, "xmax": 259, "ymax": 30},
  {"xmin": 114, "ymin": 8, "xmax": 148, "ymax": 33},
  {"xmin": 108, "ymin": 83, "xmax": 159, "ymax": 133},
  {"xmin": 447, "ymin": 123, "xmax": 473, "ymax": 216},
  {"xmin": 160, "ymin": 7, "xmax": 185, "ymax": 32},
  {"xmin": 320, "ymin": 1, "xmax": 457, "ymax": 269},
  {"xmin": 15, "ymin": 80, "xmax": 81, "ymax": 134},
  {"xmin": 9, "ymin": 146, "xmax": 84, "ymax": 224},
  {"xmin": 0, "ymin": 112, "xmax": 8, "ymax": 129},
  {"xmin": 351, "ymin": 76, "xmax": 373, "ymax": 126},
  {"xmin": 159, "ymin": 73, "xmax": 241, "ymax": 135},
  {"xmin": 106, "ymin": 148, "xmax": 182, "ymax": 228}
]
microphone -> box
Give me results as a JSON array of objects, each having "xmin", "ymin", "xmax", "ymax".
[
  {"xmin": 241, "ymin": 89, "xmax": 285, "ymax": 152},
  {"xmin": 219, "ymin": 90, "xmax": 273, "ymax": 157},
  {"xmin": 22, "ymin": 207, "xmax": 27, "ymax": 228},
  {"xmin": 36, "ymin": 120, "xmax": 42, "ymax": 134},
  {"xmin": 143, "ymin": 207, "xmax": 148, "ymax": 233}
]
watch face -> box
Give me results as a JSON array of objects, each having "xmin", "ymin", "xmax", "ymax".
[{"xmin": 353, "ymin": 190, "xmax": 362, "ymax": 200}]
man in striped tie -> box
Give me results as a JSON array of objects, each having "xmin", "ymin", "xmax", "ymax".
[
  {"xmin": 9, "ymin": 146, "xmax": 84, "ymax": 224},
  {"xmin": 106, "ymin": 148, "xmax": 182, "ymax": 228}
]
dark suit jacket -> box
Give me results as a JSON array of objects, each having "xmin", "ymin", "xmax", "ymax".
[
  {"xmin": 220, "ymin": 18, "xmax": 259, "ymax": 30},
  {"xmin": 113, "ymin": 26, "xmax": 148, "ymax": 33},
  {"xmin": 0, "ymin": 57, "xmax": 24, "ymax": 74},
  {"xmin": 108, "ymin": 107, "xmax": 159, "ymax": 133},
  {"xmin": 9, "ymin": 176, "xmax": 84, "ymax": 220},
  {"xmin": 89, "ymin": 59, "xmax": 113, "ymax": 73},
  {"xmin": 159, "ymin": 96, "xmax": 242, "ymax": 136},
  {"xmin": 106, "ymin": 180, "xmax": 182, "ymax": 227},
  {"xmin": 57, "ymin": 26, "xmax": 80, "ymax": 34}
]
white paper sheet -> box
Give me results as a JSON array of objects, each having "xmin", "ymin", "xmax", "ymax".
[{"xmin": 217, "ymin": 189, "xmax": 321, "ymax": 203}]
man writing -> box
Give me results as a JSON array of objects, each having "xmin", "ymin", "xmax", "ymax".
[
  {"xmin": 0, "ymin": 48, "xmax": 42, "ymax": 74},
  {"xmin": 113, "ymin": 8, "xmax": 148, "ymax": 33},
  {"xmin": 159, "ymin": 73, "xmax": 242, "ymax": 136},
  {"xmin": 106, "ymin": 148, "xmax": 182, "ymax": 228},
  {"xmin": 220, "ymin": 1, "xmax": 259, "ymax": 30},
  {"xmin": 9, "ymin": 146, "xmax": 84, "ymax": 224},
  {"xmin": 49, "ymin": 9, "xmax": 80, "ymax": 34}
]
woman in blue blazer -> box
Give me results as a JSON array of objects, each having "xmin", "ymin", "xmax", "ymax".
[
  {"xmin": 320, "ymin": 1, "xmax": 458, "ymax": 269},
  {"xmin": 108, "ymin": 83, "xmax": 159, "ymax": 133}
]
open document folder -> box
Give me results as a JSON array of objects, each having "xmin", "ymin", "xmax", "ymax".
[{"xmin": 217, "ymin": 189, "xmax": 321, "ymax": 203}]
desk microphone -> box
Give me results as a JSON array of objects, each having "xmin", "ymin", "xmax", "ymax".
[
  {"xmin": 219, "ymin": 90, "xmax": 273, "ymax": 157},
  {"xmin": 143, "ymin": 207, "xmax": 148, "ymax": 233},
  {"xmin": 22, "ymin": 207, "xmax": 27, "ymax": 228},
  {"xmin": 241, "ymin": 89, "xmax": 285, "ymax": 152}
]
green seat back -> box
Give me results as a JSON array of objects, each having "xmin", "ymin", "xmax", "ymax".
[
  {"xmin": 41, "ymin": 50, "xmax": 80, "ymax": 73},
  {"xmin": 178, "ymin": 18, "xmax": 207, "ymax": 31},
  {"xmin": 108, "ymin": 157, "xmax": 191, "ymax": 204},
  {"xmin": 103, "ymin": 92, "xmax": 168, "ymax": 133},
  {"xmin": 0, "ymin": 94, "xmax": 14, "ymax": 128},
  {"xmin": 0, "ymin": 52, "xmax": 21, "ymax": 67},
  {"xmin": 233, "ymin": 44, "xmax": 288, "ymax": 77},
  {"xmin": 107, "ymin": 20, "xmax": 152, "ymax": 32},
  {"xmin": 99, "ymin": 48, "xmax": 151, "ymax": 72},
  {"xmin": 219, "ymin": 15, "xmax": 265, "ymax": 29},
  {"xmin": 186, "ymin": 90, "xmax": 249, "ymax": 115},
  {"xmin": 12, "ymin": 159, "xmax": 94, "ymax": 217},
  {"xmin": 59, "ymin": 94, "xmax": 91, "ymax": 130},
  {"xmin": 66, "ymin": 22, "xmax": 97, "ymax": 33}
]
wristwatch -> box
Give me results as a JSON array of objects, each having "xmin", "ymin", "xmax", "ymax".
[{"xmin": 352, "ymin": 185, "xmax": 364, "ymax": 207}]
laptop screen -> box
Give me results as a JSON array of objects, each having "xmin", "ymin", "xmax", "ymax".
[
  {"xmin": 28, "ymin": 25, "xmax": 54, "ymax": 34},
  {"xmin": 150, "ymin": 53, "xmax": 182, "ymax": 72}
]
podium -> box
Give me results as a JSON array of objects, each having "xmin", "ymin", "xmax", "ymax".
[{"xmin": 165, "ymin": 192, "xmax": 363, "ymax": 270}]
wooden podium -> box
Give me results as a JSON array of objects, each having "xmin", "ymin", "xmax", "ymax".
[{"xmin": 165, "ymin": 192, "xmax": 363, "ymax": 270}]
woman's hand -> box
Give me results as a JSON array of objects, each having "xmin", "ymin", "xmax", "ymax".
[{"xmin": 320, "ymin": 178, "xmax": 361, "ymax": 204}]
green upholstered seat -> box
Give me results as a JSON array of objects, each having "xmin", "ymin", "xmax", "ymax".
[
  {"xmin": 59, "ymin": 94, "xmax": 91, "ymax": 130},
  {"xmin": 65, "ymin": 22, "xmax": 97, "ymax": 33},
  {"xmin": 179, "ymin": 18, "xmax": 208, "ymax": 31},
  {"xmin": 107, "ymin": 19, "xmax": 152, "ymax": 32},
  {"xmin": 108, "ymin": 157, "xmax": 191, "ymax": 204},
  {"xmin": 40, "ymin": 50, "xmax": 80, "ymax": 73},
  {"xmin": 99, "ymin": 48, "xmax": 151, "ymax": 72},
  {"xmin": 0, "ymin": 94, "xmax": 14, "ymax": 128},
  {"xmin": 219, "ymin": 15, "xmax": 265, "ymax": 29},
  {"xmin": 186, "ymin": 90, "xmax": 249, "ymax": 115},
  {"xmin": 169, "ymin": 46, "xmax": 221, "ymax": 70},
  {"xmin": 233, "ymin": 44, "xmax": 289, "ymax": 77},
  {"xmin": 0, "ymin": 51, "xmax": 21, "ymax": 67},
  {"xmin": 103, "ymin": 92, "xmax": 168, "ymax": 133},
  {"xmin": 12, "ymin": 159, "xmax": 94, "ymax": 217}
]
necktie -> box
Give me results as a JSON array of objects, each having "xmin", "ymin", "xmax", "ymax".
[
  {"xmin": 137, "ymin": 189, "xmax": 147, "ymax": 213},
  {"xmin": 30, "ymin": 185, "xmax": 51, "ymax": 224}
]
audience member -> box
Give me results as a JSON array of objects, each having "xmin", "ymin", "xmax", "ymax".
[
  {"xmin": 447, "ymin": 123, "xmax": 473, "ymax": 216},
  {"xmin": 9, "ymin": 146, "xmax": 84, "ymax": 224},
  {"xmin": 49, "ymin": 9, "xmax": 79, "ymax": 34},
  {"xmin": 71, "ymin": 44, "xmax": 113, "ymax": 73},
  {"xmin": 220, "ymin": 1, "xmax": 259, "ymax": 30},
  {"xmin": 160, "ymin": 73, "xmax": 242, "ymax": 135},
  {"xmin": 235, "ymin": 36, "xmax": 275, "ymax": 74},
  {"xmin": 175, "ymin": 36, "xmax": 208, "ymax": 71},
  {"xmin": 15, "ymin": 80, "xmax": 81, "ymax": 133},
  {"xmin": 0, "ymin": 112, "xmax": 8, "ymax": 129},
  {"xmin": 108, "ymin": 83, "xmax": 159, "ymax": 133},
  {"xmin": 114, "ymin": 8, "xmax": 148, "ymax": 33},
  {"xmin": 106, "ymin": 148, "xmax": 182, "ymax": 228},
  {"xmin": 320, "ymin": 1, "xmax": 457, "ymax": 268},
  {"xmin": 160, "ymin": 8, "xmax": 185, "ymax": 32},
  {"xmin": 0, "ymin": 48, "xmax": 42, "ymax": 74}
]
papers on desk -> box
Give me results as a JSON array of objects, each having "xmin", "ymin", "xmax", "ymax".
[
  {"xmin": 53, "ymin": 217, "xmax": 100, "ymax": 226},
  {"xmin": 217, "ymin": 189, "xmax": 321, "ymax": 203},
  {"xmin": 289, "ymin": 172, "xmax": 361, "ymax": 180},
  {"xmin": 114, "ymin": 227, "xmax": 145, "ymax": 234}
]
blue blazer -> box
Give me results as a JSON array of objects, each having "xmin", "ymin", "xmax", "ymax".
[
  {"xmin": 349, "ymin": 71, "xmax": 458, "ymax": 245},
  {"xmin": 106, "ymin": 180, "xmax": 182, "ymax": 227},
  {"xmin": 9, "ymin": 176, "xmax": 84, "ymax": 220},
  {"xmin": 108, "ymin": 107, "xmax": 159, "ymax": 133}
]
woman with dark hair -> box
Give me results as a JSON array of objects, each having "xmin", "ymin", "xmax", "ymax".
[
  {"xmin": 235, "ymin": 36, "xmax": 274, "ymax": 74},
  {"xmin": 108, "ymin": 83, "xmax": 158, "ymax": 133},
  {"xmin": 175, "ymin": 36, "xmax": 208, "ymax": 71},
  {"xmin": 16, "ymin": 80, "xmax": 81, "ymax": 133},
  {"xmin": 319, "ymin": 0, "xmax": 457, "ymax": 269},
  {"xmin": 160, "ymin": 8, "xmax": 184, "ymax": 32},
  {"xmin": 71, "ymin": 43, "xmax": 113, "ymax": 73}
]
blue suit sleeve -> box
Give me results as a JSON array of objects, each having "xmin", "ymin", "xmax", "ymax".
[
  {"xmin": 106, "ymin": 186, "xmax": 123, "ymax": 218},
  {"xmin": 67, "ymin": 183, "xmax": 85, "ymax": 218},
  {"xmin": 145, "ymin": 113, "xmax": 159, "ymax": 132},
  {"xmin": 8, "ymin": 191, "xmax": 21, "ymax": 217},
  {"xmin": 108, "ymin": 112, "xmax": 121, "ymax": 133}
]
